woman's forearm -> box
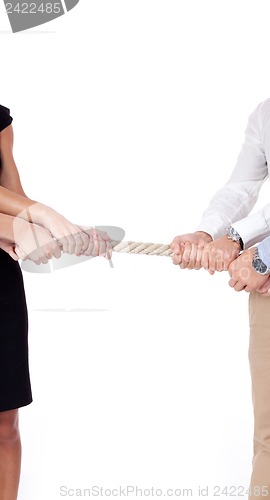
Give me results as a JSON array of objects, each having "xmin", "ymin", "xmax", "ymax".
[
  {"xmin": 0, "ymin": 212, "xmax": 26, "ymax": 243},
  {"xmin": 0, "ymin": 185, "xmax": 48, "ymax": 224},
  {"xmin": 0, "ymin": 185, "xmax": 35, "ymax": 215}
]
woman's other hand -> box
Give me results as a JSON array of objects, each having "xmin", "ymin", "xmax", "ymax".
[
  {"xmin": 13, "ymin": 218, "xmax": 62, "ymax": 265},
  {"xmin": 0, "ymin": 239, "xmax": 19, "ymax": 261},
  {"xmin": 21, "ymin": 204, "xmax": 90, "ymax": 256}
]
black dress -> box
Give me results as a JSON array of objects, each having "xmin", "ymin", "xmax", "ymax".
[{"xmin": 0, "ymin": 105, "xmax": 32, "ymax": 412}]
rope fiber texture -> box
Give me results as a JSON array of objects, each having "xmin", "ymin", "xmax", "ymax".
[{"xmin": 110, "ymin": 240, "xmax": 173, "ymax": 257}]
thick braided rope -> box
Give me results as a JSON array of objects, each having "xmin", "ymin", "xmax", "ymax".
[{"xmin": 111, "ymin": 240, "xmax": 173, "ymax": 257}]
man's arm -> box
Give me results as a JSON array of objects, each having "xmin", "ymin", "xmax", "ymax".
[
  {"xmin": 171, "ymin": 99, "xmax": 269, "ymax": 270},
  {"xmin": 196, "ymin": 99, "xmax": 268, "ymax": 246}
]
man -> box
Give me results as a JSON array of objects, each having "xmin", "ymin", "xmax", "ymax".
[{"xmin": 170, "ymin": 98, "xmax": 270, "ymax": 499}]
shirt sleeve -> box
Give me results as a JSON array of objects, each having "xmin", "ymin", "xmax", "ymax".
[
  {"xmin": 0, "ymin": 105, "xmax": 13, "ymax": 133},
  {"xmin": 196, "ymin": 100, "xmax": 268, "ymax": 247},
  {"xmin": 258, "ymin": 236, "xmax": 270, "ymax": 267}
]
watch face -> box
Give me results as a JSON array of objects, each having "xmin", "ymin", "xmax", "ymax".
[
  {"xmin": 231, "ymin": 228, "xmax": 240, "ymax": 239},
  {"xmin": 227, "ymin": 226, "xmax": 240, "ymax": 241},
  {"xmin": 253, "ymin": 258, "xmax": 268, "ymax": 274}
]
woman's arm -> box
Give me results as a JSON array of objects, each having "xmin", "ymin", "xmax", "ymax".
[
  {"xmin": 0, "ymin": 125, "xmax": 38, "ymax": 220},
  {"xmin": 0, "ymin": 116, "xmax": 112, "ymax": 259},
  {"xmin": 0, "ymin": 123, "xmax": 35, "ymax": 257},
  {"xmin": 0, "ymin": 125, "xmax": 87, "ymax": 251},
  {"xmin": 0, "ymin": 212, "xmax": 23, "ymax": 242},
  {"xmin": 0, "ymin": 124, "xmax": 27, "ymax": 197}
]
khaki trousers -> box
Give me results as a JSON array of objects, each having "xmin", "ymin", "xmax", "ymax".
[{"xmin": 248, "ymin": 291, "xmax": 270, "ymax": 498}]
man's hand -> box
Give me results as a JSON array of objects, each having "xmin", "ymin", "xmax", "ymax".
[
  {"xmin": 255, "ymin": 276, "xmax": 270, "ymax": 296},
  {"xmin": 201, "ymin": 235, "xmax": 241, "ymax": 273},
  {"xmin": 170, "ymin": 231, "xmax": 212, "ymax": 269},
  {"xmin": 228, "ymin": 248, "xmax": 270, "ymax": 292}
]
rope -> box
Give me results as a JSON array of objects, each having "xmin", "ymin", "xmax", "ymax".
[{"xmin": 110, "ymin": 240, "xmax": 173, "ymax": 257}]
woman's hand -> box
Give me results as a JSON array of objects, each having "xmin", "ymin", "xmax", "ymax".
[
  {"xmin": 13, "ymin": 218, "xmax": 62, "ymax": 264},
  {"xmin": 78, "ymin": 226, "xmax": 113, "ymax": 259},
  {"xmin": 20, "ymin": 204, "xmax": 113, "ymax": 259},
  {"xmin": 0, "ymin": 239, "xmax": 19, "ymax": 261},
  {"xmin": 24, "ymin": 204, "xmax": 90, "ymax": 255}
]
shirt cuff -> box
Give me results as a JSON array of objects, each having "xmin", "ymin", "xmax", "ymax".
[
  {"xmin": 258, "ymin": 236, "xmax": 270, "ymax": 268},
  {"xmin": 195, "ymin": 218, "xmax": 227, "ymax": 241},
  {"xmin": 232, "ymin": 212, "xmax": 270, "ymax": 249}
]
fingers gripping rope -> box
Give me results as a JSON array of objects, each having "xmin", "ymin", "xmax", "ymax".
[
  {"xmin": 110, "ymin": 240, "xmax": 173, "ymax": 257},
  {"xmin": 20, "ymin": 238, "xmax": 174, "ymax": 273}
]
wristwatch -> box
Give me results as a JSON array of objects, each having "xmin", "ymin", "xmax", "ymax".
[
  {"xmin": 226, "ymin": 226, "xmax": 244, "ymax": 251},
  {"xmin": 252, "ymin": 247, "xmax": 270, "ymax": 275}
]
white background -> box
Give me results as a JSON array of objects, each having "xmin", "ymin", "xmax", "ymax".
[{"xmin": 1, "ymin": 1, "xmax": 270, "ymax": 498}]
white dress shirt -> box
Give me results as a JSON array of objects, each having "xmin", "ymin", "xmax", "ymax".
[{"xmin": 196, "ymin": 97, "xmax": 270, "ymax": 250}]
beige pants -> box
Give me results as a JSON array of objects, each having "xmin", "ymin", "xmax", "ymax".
[{"xmin": 248, "ymin": 291, "xmax": 270, "ymax": 498}]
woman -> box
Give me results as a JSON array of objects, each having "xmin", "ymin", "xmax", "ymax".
[{"xmin": 0, "ymin": 104, "xmax": 111, "ymax": 500}]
